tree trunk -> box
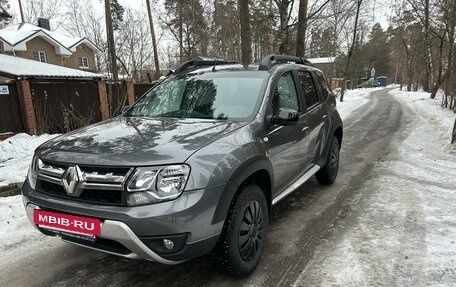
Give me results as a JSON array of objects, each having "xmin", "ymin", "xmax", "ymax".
[
  {"xmin": 146, "ymin": 0, "xmax": 161, "ymax": 80},
  {"xmin": 341, "ymin": 0, "xmax": 362, "ymax": 102},
  {"xmin": 178, "ymin": 0, "xmax": 184, "ymax": 63},
  {"xmin": 239, "ymin": 0, "xmax": 252, "ymax": 65},
  {"xmin": 295, "ymin": 0, "xmax": 308, "ymax": 56},
  {"xmin": 105, "ymin": 0, "xmax": 118, "ymax": 81},
  {"xmin": 423, "ymin": 0, "xmax": 433, "ymax": 92},
  {"xmin": 278, "ymin": 0, "xmax": 290, "ymax": 54},
  {"xmin": 268, "ymin": 0, "xmax": 274, "ymax": 54}
]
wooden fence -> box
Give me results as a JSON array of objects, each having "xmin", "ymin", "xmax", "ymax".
[
  {"xmin": 0, "ymin": 83, "xmax": 25, "ymax": 134},
  {"xmin": 31, "ymin": 80, "xmax": 101, "ymax": 134},
  {"xmin": 0, "ymin": 80, "xmax": 156, "ymax": 136}
]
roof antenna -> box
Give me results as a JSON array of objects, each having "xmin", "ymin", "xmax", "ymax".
[{"xmin": 212, "ymin": 61, "xmax": 217, "ymax": 72}]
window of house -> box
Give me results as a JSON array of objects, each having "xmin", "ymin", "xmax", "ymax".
[
  {"xmin": 78, "ymin": 57, "xmax": 89, "ymax": 68},
  {"xmin": 33, "ymin": 51, "xmax": 47, "ymax": 63}
]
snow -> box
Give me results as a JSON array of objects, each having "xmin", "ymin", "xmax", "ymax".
[
  {"xmin": 0, "ymin": 133, "xmax": 58, "ymax": 187},
  {"xmin": 336, "ymin": 88, "xmax": 381, "ymax": 121},
  {"xmin": 0, "ymin": 54, "xmax": 104, "ymax": 79},
  {"xmin": 0, "ymin": 195, "xmax": 38, "ymax": 251},
  {"xmin": 308, "ymin": 57, "xmax": 336, "ymax": 64},
  {"xmin": 294, "ymin": 88, "xmax": 456, "ymax": 286},
  {"xmin": 0, "ymin": 23, "xmax": 91, "ymax": 51}
]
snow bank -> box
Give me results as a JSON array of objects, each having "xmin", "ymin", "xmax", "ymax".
[
  {"xmin": 0, "ymin": 195, "xmax": 40, "ymax": 251},
  {"xmin": 0, "ymin": 133, "xmax": 58, "ymax": 187},
  {"xmin": 390, "ymin": 89, "xmax": 455, "ymax": 147}
]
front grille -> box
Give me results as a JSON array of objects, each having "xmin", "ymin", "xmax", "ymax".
[
  {"xmin": 35, "ymin": 160, "xmax": 132, "ymax": 206},
  {"xmin": 38, "ymin": 181, "xmax": 125, "ymax": 206}
]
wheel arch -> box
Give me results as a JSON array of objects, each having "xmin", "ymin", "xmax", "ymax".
[{"xmin": 211, "ymin": 156, "xmax": 273, "ymax": 225}]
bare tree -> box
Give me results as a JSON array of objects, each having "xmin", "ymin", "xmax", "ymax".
[
  {"xmin": 23, "ymin": 0, "xmax": 61, "ymax": 27},
  {"xmin": 341, "ymin": 0, "xmax": 363, "ymax": 102},
  {"xmin": 63, "ymin": 0, "xmax": 107, "ymax": 72},
  {"xmin": 105, "ymin": 0, "xmax": 119, "ymax": 81},
  {"xmin": 239, "ymin": 0, "xmax": 252, "ymax": 65},
  {"xmin": 146, "ymin": 0, "xmax": 161, "ymax": 79},
  {"xmin": 296, "ymin": 0, "xmax": 308, "ymax": 56},
  {"xmin": 116, "ymin": 8, "xmax": 154, "ymax": 82}
]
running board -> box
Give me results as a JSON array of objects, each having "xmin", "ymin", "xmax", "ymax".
[{"xmin": 272, "ymin": 165, "xmax": 321, "ymax": 205}]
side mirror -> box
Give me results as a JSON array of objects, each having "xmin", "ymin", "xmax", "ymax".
[
  {"xmin": 121, "ymin": 106, "xmax": 130, "ymax": 114},
  {"xmin": 271, "ymin": 108, "xmax": 299, "ymax": 125}
]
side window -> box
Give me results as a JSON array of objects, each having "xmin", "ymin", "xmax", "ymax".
[
  {"xmin": 315, "ymin": 71, "xmax": 331, "ymax": 99},
  {"xmin": 272, "ymin": 72, "xmax": 299, "ymax": 116},
  {"xmin": 297, "ymin": 71, "xmax": 319, "ymax": 108}
]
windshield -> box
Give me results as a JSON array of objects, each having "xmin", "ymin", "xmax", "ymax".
[{"xmin": 127, "ymin": 73, "xmax": 267, "ymax": 120}]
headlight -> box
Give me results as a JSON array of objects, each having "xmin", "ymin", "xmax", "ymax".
[
  {"xmin": 126, "ymin": 164, "xmax": 190, "ymax": 206},
  {"xmin": 27, "ymin": 156, "xmax": 40, "ymax": 189}
]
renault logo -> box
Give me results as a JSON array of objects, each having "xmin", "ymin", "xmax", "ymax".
[{"xmin": 62, "ymin": 166, "xmax": 83, "ymax": 197}]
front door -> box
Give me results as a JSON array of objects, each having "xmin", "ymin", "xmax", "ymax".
[{"xmin": 265, "ymin": 71, "xmax": 309, "ymax": 195}]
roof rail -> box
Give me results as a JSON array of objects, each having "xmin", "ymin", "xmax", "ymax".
[
  {"xmin": 259, "ymin": 54, "xmax": 312, "ymax": 70},
  {"xmin": 173, "ymin": 59, "xmax": 238, "ymax": 75}
]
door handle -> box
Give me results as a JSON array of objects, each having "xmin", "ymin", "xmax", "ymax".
[
  {"xmin": 322, "ymin": 115, "xmax": 328, "ymax": 120},
  {"xmin": 302, "ymin": 127, "xmax": 309, "ymax": 132}
]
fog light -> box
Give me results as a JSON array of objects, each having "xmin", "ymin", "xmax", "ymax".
[{"xmin": 163, "ymin": 239, "xmax": 174, "ymax": 250}]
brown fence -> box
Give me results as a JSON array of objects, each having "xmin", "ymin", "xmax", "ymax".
[
  {"xmin": 0, "ymin": 83, "xmax": 25, "ymax": 134},
  {"xmin": 31, "ymin": 80, "xmax": 101, "ymax": 134},
  {"xmin": 1, "ymin": 79, "xmax": 154, "ymax": 137},
  {"xmin": 134, "ymin": 84, "xmax": 155, "ymax": 101},
  {"xmin": 107, "ymin": 82, "xmax": 129, "ymax": 117}
]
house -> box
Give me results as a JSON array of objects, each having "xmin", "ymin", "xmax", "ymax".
[
  {"xmin": 0, "ymin": 20, "xmax": 98, "ymax": 72},
  {"xmin": 308, "ymin": 57, "xmax": 337, "ymax": 79}
]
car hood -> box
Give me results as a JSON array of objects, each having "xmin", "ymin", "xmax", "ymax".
[{"xmin": 36, "ymin": 117, "xmax": 245, "ymax": 166}]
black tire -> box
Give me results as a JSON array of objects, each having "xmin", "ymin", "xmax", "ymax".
[
  {"xmin": 211, "ymin": 185, "xmax": 269, "ymax": 278},
  {"xmin": 316, "ymin": 136, "xmax": 340, "ymax": 185}
]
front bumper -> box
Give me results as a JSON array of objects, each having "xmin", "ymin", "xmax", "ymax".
[{"xmin": 22, "ymin": 180, "xmax": 225, "ymax": 264}]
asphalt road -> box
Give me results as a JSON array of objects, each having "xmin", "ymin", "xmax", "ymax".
[{"xmin": 2, "ymin": 88, "xmax": 403, "ymax": 287}]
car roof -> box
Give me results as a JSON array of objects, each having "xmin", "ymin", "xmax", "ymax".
[{"xmin": 171, "ymin": 55, "xmax": 320, "ymax": 77}]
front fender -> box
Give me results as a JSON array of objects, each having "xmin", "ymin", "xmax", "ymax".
[{"xmin": 211, "ymin": 155, "xmax": 273, "ymax": 224}]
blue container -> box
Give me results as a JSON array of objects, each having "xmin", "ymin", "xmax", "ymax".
[{"xmin": 376, "ymin": 76, "xmax": 388, "ymax": 87}]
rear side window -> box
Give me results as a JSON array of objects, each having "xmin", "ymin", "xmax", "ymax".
[
  {"xmin": 297, "ymin": 71, "xmax": 319, "ymax": 109},
  {"xmin": 314, "ymin": 71, "xmax": 331, "ymax": 100},
  {"xmin": 272, "ymin": 72, "xmax": 300, "ymax": 116}
]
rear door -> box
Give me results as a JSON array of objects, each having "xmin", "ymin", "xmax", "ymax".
[{"xmin": 296, "ymin": 70, "xmax": 327, "ymax": 165}]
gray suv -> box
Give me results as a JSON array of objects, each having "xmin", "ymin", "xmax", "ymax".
[{"xmin": 22, "ymin": 55, "xmax": 343, "ymax": 277}]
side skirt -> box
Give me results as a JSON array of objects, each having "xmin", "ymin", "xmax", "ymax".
[{"xmin": 272, "ymin": 165, "xmax": 321, "ymax": 205}]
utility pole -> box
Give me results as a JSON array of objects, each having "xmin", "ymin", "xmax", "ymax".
[
  {"xmin": 104, "ymin": 0, "xmax": 119, "ymax": 81},
  {"xmin": 146, "ymin": 0, "xmax": 161, "ymax": 80},
  {"xmin": 18, "ymin": 0, "xmax": 25, "ymax": 22}
]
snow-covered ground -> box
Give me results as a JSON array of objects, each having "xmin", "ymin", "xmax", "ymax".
[
  {"xmin": 295, "ymin": 88, "xmax": 456, "ymax": 286},
  {"xmin": 0, "ymin": 133, "xmax": 58, "ymax": 187},
  {"xmin": 336, "ymin": 88, "xmax": 381, "ymax": 121},
  {"xmin": 1, "ymin": 87, "xmax": 455, "ymax": 286},
  {"xmin": 0, "ymin": 134, "xmax": 60, "ymax": 259}
]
